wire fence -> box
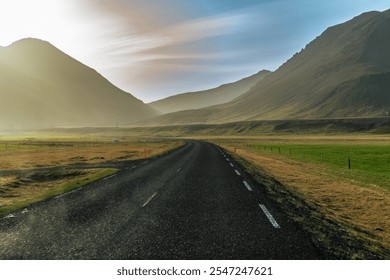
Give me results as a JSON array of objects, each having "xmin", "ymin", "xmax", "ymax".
[{"xmin": 226, "ymin": 141, "xmax": 390, "ymax": 189}]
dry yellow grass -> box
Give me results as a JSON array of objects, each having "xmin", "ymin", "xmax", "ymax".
[
  {"xmin": 220, "ymin": 142, "xmax": 390, "ymax": 258},
  {"xmin": 0, "ymin": 141, "xmax": 182, "ymax": 170}
]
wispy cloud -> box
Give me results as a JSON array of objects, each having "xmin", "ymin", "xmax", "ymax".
[
  {"xmin": 70, "ymin": 0, "xmax": 251, "ymax": 100},
  {"xmin": 1, "ymin": 0, "xmax": 389, "ymax": 102}
]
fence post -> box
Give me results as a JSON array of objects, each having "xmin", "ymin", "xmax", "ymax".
[
  {"xmin": 348, "ymin": 158, "xmax": 351, "ymax": 169},
  {"xmin": 278, "ymin": 147, "xmax": 281, "ymax": 154},
  {"xmin": 321, "ymin": 154, "xmax": 323, "ymax": 163}
]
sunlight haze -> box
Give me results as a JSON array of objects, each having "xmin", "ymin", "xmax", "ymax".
[{"xmin": 1, "ymin": 0, "xmax": 389, "ymax": 102}]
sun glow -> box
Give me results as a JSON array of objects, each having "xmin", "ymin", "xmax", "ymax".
[
  {"xmin": 0, "ymin": 0, "xmax": 97, "ymax": 59},
  {"xmin": 1, "ymin": 1, "xmax": 59, "ymax": 45}
]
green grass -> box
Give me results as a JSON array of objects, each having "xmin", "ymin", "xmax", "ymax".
[
  {"xmin": 0, "ymin": 168, "xmax": 118, "ymax": 216},
  {"xmin": 247, "ymin": 143, "xmax": 390, "ymax": 190}
]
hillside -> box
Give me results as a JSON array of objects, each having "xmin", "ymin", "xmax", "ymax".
[
  {"xmin": 0, "ymin": 38, "xmax": 158, "ymax": 130},
  {"xmin": 148, "ymin": 70, "xmax": 271, "ymax": 114},
  {"xmin": 139, "ymin": 9, "xmax": 390, "ymax": 126}
]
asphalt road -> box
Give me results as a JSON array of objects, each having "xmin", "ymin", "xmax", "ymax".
[{"xmin": 0, "ymin": 140, "xmax": 322, "ymax": 259}]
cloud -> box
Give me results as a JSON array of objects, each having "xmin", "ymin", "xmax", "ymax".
[
  {"xmin": 4, "ymin": 0, "xmax": 388, "ymax": 102},
  {"xmin": 68, "ymin": 0, "xmax": 250, "ymax": 101}
]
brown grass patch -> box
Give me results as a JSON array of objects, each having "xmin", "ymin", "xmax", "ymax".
[
  {"xmin": 0, "ymin": 141, "xmax": 182, "ymax": 170},
  {"xmin": 220, "ymin": 143, "xmax": 390, "ymax": 259}
]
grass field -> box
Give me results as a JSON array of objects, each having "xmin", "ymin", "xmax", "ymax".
[
  {"xmin": 0, "ymin": 138, "xmax": 182, "ymax": 170},
  {"xmin": 246, "ymin": 143, "xmax": 390, "ymax": 190}
]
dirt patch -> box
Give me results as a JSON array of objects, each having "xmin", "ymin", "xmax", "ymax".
[{"xmin": 222, "ymin": 144, "xmax": 390, "ymax": 259}]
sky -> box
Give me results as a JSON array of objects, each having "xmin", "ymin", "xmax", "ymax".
[{"xmin": 0, "ymin": 0, "xmax": 389, "ymax": 102}]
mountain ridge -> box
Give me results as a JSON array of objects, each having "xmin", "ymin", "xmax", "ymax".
[
  {"xmin": 148, "ymin": 70, "xmax": 271, "ymax": 114},
  {"xmin": 0, "ymin": 38, "xmax": 158, "ymax": 130},
  {"xmin": 138, "ymin": 9, "xmax": 390, "ymax": 126}
]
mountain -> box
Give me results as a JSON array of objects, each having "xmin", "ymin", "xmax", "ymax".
[
  {"xmin": 148, "ymin": 70, "xmax": 271, "ymax": 114},
  {"xmin": 0, "ymin": 38, "xmax": 158, "ymax": 130},
  {"xmin": 139, "ymin": 10, "xmax": 390, "ymax": 126}
]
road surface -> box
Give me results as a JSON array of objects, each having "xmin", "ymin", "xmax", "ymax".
[{"xmin": 0, "ymin": 141, "xmax": 322, "ymax": 259}]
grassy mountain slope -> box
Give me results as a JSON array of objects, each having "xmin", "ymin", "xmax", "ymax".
[
  {"xmin": 0, "ymin": 38, "xmax": 158, "ymax": 130},
  {"xmin": 148, "ymin": 70, "xmax": 271, "ymax": 114},
  {"xmin": 139, "ymin": 10, "xmax": 390, "ymax": 126}
]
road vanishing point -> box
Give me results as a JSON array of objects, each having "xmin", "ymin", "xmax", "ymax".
[{"xmin": 0, "ymin": 141, "xmax": 322, "ymax": 259}]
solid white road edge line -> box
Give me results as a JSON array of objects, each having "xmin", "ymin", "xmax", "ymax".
[
  {"xmin": 259, "ymin": 204, "xmax": 281, "ymax": 229},
  {"xmin": 142, "ymin": 192, "xmax": 158, "ymax": 208},
  {"xmin": 243, "ymin": 181, "xmax": 253, "ymax": 191},
  {"xmin": 55, "ymin": 188, "xmax": 80, "ymax": 199},
  {"xmin": 235, "ymin": 170, "xmax": 241, "ymax": 176},
  {"xmin": 102, "ymin": 174, "xmax": 117, "ymax": 181}
]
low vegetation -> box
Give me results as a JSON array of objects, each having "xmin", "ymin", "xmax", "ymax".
[
  {"xmin": 213, "ymin": 135, "xmax": 390, "ymax": 259},
  {"xmin": 0, "ymin": 138, "xmax": 182, "ymax": 170},
  {"xmin": 246, "ymin": 143, "xmax": 390, "ymax": 190}
]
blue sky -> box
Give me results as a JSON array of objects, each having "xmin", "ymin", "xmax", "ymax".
[{"xmin": 1, "ymin": 0, "xmax": 389, "ymax": 102}]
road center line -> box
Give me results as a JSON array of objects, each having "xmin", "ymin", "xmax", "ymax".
[
  {"xmin": 226, "ymin": 158, "xmax": 230, "ymax": 161},
  {"xmin": 235, "ymin": 170, "xmax": 241, "ymax": 176},
  {"xmin": 142, "ymin": 160, "xmax": 149, "ymax": 165},
  {"xmin": 142, "ymin": 192, "xmax": 157, "ymax": 207},
  {"xmin": 243, "ymin": 181, "xmax": 253, "ymax": 191},
  {"xmin": 230, "ymin": 163, "xmax": 234, "ymax": 167},
  {"xmin": 259, "ymin": 204, "xmax": 281, "ymax": 229}
]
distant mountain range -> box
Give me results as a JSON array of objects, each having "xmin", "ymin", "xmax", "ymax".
[
  {"xmin": 140, "ymin": 9, "xmax": 390, "ymax": 126},
  {"xmin": 1, "ymin": 9, "xmax": 389, "ymax": 130},
  {"xmin": 148, "ymin": 70, "xmax": 271, "ymax": 114},
  {"xmin": 0, "ymin": 38, "xmax": 158, "ymax": 130}
]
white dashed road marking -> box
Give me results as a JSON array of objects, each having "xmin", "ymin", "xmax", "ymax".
[
  {"xmin": 243, "ymin": 181, "xmax": 253, "ymax": 191},
  {"xmin": 4, "ymin": 214, "xmax": 15, "ymax": 219},
  {"xmin": 235, "ymin": 170, "xmax": 241, "ymax": 176},
  {"xmin": 259, "ymin": 204, "xmax": 281, "ymax": 229},
  {"xmin": 142, "ymin": 160, "xmax": 149, "ymax": 165},
  {"xmin": 230, "ymin": 163, "xmax": 234, "ymax": 167},
  {"xmin": 142, "ymin": 192, "xmax": 157, "ymax": 208}
]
